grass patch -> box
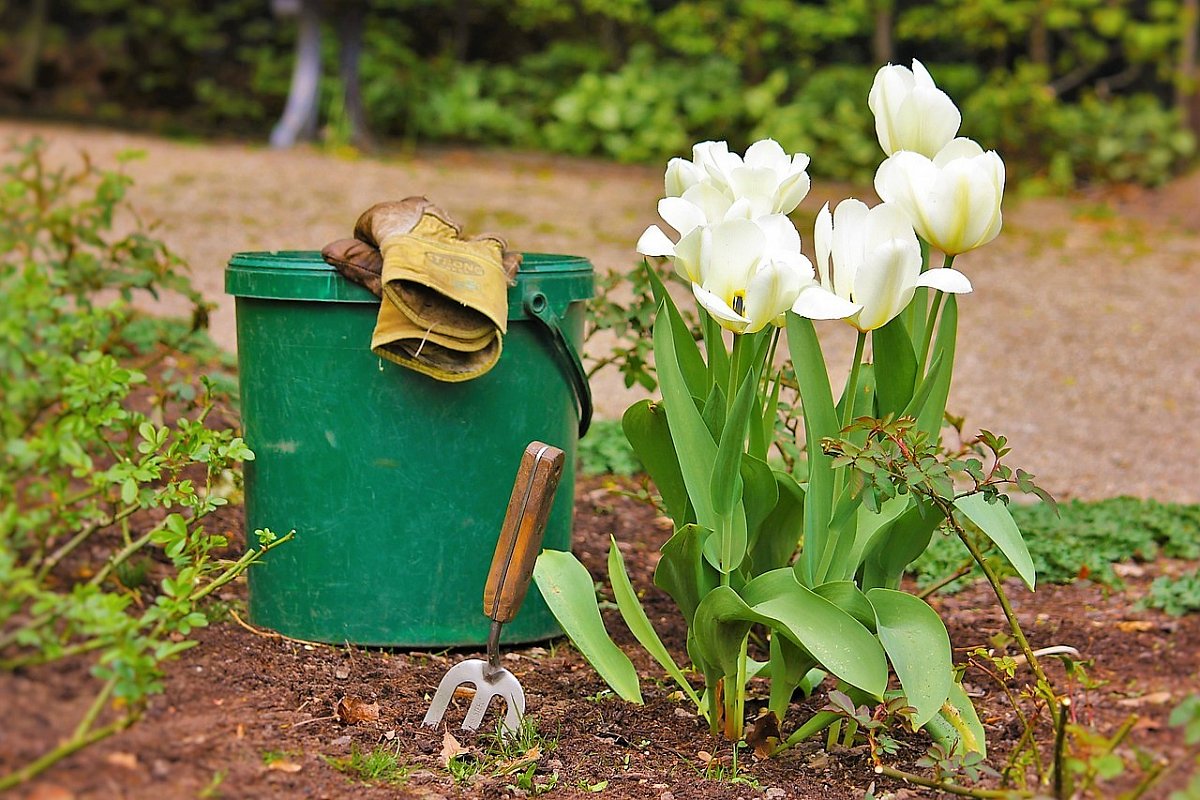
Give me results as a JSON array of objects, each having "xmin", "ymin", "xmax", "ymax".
[
  {"xmin": 913, "ymin": 497, "xmax": 1200, "ymax": 592},
  {"xmin": 324, "ymin": 744, "xmax": 411, "ymax": 786}
]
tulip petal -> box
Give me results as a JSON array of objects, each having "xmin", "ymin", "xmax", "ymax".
[
  {"xmin": 658, "ymin": 196, "xmax": 707, "ymax": 237},
  {"xmin": 672, "ymin": 226, "xmax": 707, "ymax": 283},
  {"xmin": 915, "ymin": 267, "xmax": 972, "ymax": 294},
  {"xmin": 831, "ymin": 198, "xmax": 871, "ymax": 296},
  {"xmin": 850, "ymin": 238, "xmax": 922, "ymax": 331},
  {"xmin": 744, "ymin": 259, "xmax": 802, "ymax": 333},
  {"xmin": 774, "ymin": 171, "xmax": 812, "ymax": 215},
  {"xmin": 636, "ymin": 225, "xmax": 676, "ymax": 257},
  {"xmin": 704, "ymin": 219, "xmax": 764, "ymax": 296},
  {"xmin": 792, "ymin": 285, "xmax": 862, "ymax": 321},
  {"xmin": 814, "ymin": 202, "xmax": 833, "ymax": 289},
  {"xmin": 744, "ymin": 138, "xmax": 788, "ymax": 170},
  {"xmin": 666, "ymin": 157, "xmax": 703, "ymax": 197},
  {"xmin": 693, "ymin": 283, "xmax": 749, "ymax": 333}
]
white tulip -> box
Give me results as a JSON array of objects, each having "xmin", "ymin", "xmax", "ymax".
[
  {"xmin": 874, "ymin": 138, "xmax": 1005, "ymax": 256},
  {"xmin": 869, "ymin": 60, "xmax": 961, "ymax": 159},
  {"xmin": 792, "ymin": 199, "xmax": 972, "ymax": 332},
  {"xmin": 663, "ymin": 138, "xmax": 811, "ymax": 218}
]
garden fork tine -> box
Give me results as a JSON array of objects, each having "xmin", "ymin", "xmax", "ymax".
[{"xmin": 422, "ymin": 441, "xmax": 565, "ymax": 734}]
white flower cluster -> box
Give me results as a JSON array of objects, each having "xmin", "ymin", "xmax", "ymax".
[{"xmin": 638, "ymin": 60, "xmax": 1005, "ymax": 334}]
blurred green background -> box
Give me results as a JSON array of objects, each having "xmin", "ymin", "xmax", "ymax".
[{"xmin": 1, "ymin": 0, "xmax": 1197, "ymax": 188}]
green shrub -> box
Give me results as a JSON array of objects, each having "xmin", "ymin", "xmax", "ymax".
[
  {"xmin": 544, "ymin": 46, "xmax": 747, "ymax": 163},
  {"xmin": 1141, "ymin": 569, "xmax": 1200, "ymax": 617},
  {"xmin": 0, "ymin": 140, "xmax": 289, "ymax": 790},
  {"xmin": 913, "ymin": 497, "xmax": 1200, "ymax": 592}
]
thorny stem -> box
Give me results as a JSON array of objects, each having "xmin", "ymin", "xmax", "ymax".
[
  {"xmin": 35, "ymin": 502, "xmax": 141, "ymax": 583},
  {"xmin": 878, "ymin": 765, "xmax": 1034, "ymax": 798},
  {"xmin": 0, "ymin": 709, "xmax": 139, "ymax": 791},
  {"xmin": 1052, "ymin": 697, "xmax": 1070, "ymax": 797}
]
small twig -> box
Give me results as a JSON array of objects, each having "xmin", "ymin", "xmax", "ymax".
[
  {"xmin": 227, "ymin": 607, "xmax": 324, "ymax": 648},
  {"xmin": 288, "ymin": 715, "xmax": 337, "ymax": 729},
  {"xmin": 918, "ymin": 559, "xmax": 976, "ymax": 599}
]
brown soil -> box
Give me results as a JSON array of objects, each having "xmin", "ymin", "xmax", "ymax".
[
  {"xmin": 3, "ymin": 476, "xmax": 1199, "ymax": 800},
  {"xmin": 3, "ymin": 122, "xmax": 1200, "ymax": 799}
]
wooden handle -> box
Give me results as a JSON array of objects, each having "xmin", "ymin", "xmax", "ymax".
[{"xmin": 482, "ymin": 442, "xmax": 566, "ymax": 623}]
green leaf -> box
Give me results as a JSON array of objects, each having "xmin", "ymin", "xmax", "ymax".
[
  {"xmin": 654, "ymin": 311, "xmax": 717, "ymax": 533},
  {"xmin": 872, "ymin": 316, "xmax": 918, "ymax": 418},
  {"xmin": 925, "ymin": 681, "xmax": 987, "ymax": 757},
  {"xmin": 862, "ymin": 501, "xmax": 943, "ymax": 590},
  {"xmin": 785, "ymin": 313, "xmax": 838, "ymax": 586},
  {"xmin": 702, "ymin": 312, "xmax": 730, "ymax": 390},
  {"xmin": 533, "ymin": 550, "xmax": 643, "ymax": 704},
  {"xmin": 710, "ymin": 368, "xmax": 757, "ymax": 517},
  {"xmin": 648, "ymin": 261, "xmax": 710, "ymax": 395},
  {"xmin": 654, "ymin": 524, "xmax": 719, "ymax": 626},
  {"xmin": 903, "ymin": 351, "xmax": 945, "ymax": 418},
  {"xmin": 747, "ymin": 469, "xmax": 804, "ymax": 575},
  {"xmin": 767, "ymin": 632, "xmax": 818, "ymax": 720},
  {"xmin": 954, "ymin": 494, "xmax": 1037, "ymax": 591},
  {"xmin": 866, "ymin": 588, "xmax": 953, "ymax": 727},
  {"xmin": 740, "ymin": 569, "xmax": 889, "ymax": 697},
  {"xmin": 813, "ymin": 581, "xmax": 876, "ymax": 631},
  {"xmin": 916, "ymin": 295, "xmax": 957, "ymax": 443},
  {"xmin": 607, "ymin": 537, "xmax": 700, "ymax": 707},
  {"xmin": 645, "ymin": 262, "xmax": 706, "ymax": 397},
  {"xmin": 622, "ymin": 400, "xmax": 689, "ymax": 524}
]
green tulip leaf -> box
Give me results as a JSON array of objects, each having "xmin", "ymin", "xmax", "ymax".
[
  {"xmin": 785, "ymin": 313, "xmax": 838, "ymax": 586},
  {"xmin": 925, "ymin": 681, "xmax": 987, "ymax": 757},
  {"xmin": 747, "ymin": 469, "xmax": 804, "ymax": 575},
  {"xmin": 873, "ymin": 315, "xmax": 918, "ymax": 418},
  {"xmin": 622, "ymin": 400, "xmax": 690, "ymax": 524},
  {"xmin": 866, "ymin": 588, "xmax": 953, "ymax": 727},
  {"xmin": 813, "ymin": 581, "xmax": 876, "ymax": 632},
  {"xmin": 654, "ymin": 524, "xmax": 719, "ymax": 625},
  {"xmin": 645, "ymin": 263, "xmax": 706, "ymax": 397},
  {"xmin": 711, "ymin": 369, "xmax": 757, "ymax": 517},
  {"xmin": 862, "ymin": 500, "xmax": 943, "ymax": 590},
  {"xmin": 608, "ymin": 537, "xmax": 700, "ymax": 707},
  {"xmin": 654, "ymin": 311, "xmax": 717, "ymax": 533},
  {"xmin": 533, "ymin": 550, "xmax": 643, "ymax": 704},
  {"xmin": 741, "ymin": 569, "xmax": 888, "ymax": 697},
  {"xmin": 954, "ymin": 494, "xmax": 1037, "ymax": 591},
  {"xmin": 916, "ymin": 294, "xmax": 957, "ymax": 443}
]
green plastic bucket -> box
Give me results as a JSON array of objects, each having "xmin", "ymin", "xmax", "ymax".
[{"xmin": 225, "ymin": 250, "xmax": 593, "ymax": 646}]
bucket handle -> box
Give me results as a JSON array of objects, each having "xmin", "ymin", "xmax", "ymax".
[{"xmin": 524, "ymin": 291, "xmax": 593, "ymax": 437}]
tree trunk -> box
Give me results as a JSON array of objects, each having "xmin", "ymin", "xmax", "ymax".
[
  {"xmin": 336, "ymin": 0, "xmax": 374, "ymax": 151},
  {"xmin": 1177, "ymin": 0, "xmax": 1200, "ymax": 138},
  {"xmin": 270, "ymin": 0, "xmax": 323, "ymax": 149},
  {"xmin": 1028, "ymin": 2, "xmax": 1051, "ymax": 69},
  {"xmin": 872, "ymin": 0, "xmax": 895, "ymax": 65},
  {"xmin": 16, "ymin": 0, "xmax": 50, "ymax": 99}
]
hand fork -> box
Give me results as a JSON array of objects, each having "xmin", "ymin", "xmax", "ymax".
[{"xmin": 422, "ymin": 441, "xmax": 565, "ymax": 733}]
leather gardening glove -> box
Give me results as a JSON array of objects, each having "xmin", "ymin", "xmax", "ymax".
[{"xmin": 322, "ymin": 197, "xmax": 522, "ymax": 382}]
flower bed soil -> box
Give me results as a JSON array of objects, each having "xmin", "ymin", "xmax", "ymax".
[{"xmin": 2, "ymin": 477, "xmax": 1198, "ymax": 800}]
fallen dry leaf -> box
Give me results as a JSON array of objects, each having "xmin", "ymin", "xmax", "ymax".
[
  {"xmin": 267, "ymin": 760, "xmax": 303, "ymax": 773},
  {"xmin": 696, "ymin": 750, "xmax": 713, "ymax": 764},
  {"xmin": 25, "ymin": 784, "xmax": 76, "ymax": 800},
  {"xmin": 494, "ymin": 745, "xmax": 541, "ymax": 775},
  {"xmin": 1117, "ymin": 691, "xmax": 1173, "ymax": 707},
  {"xmin": 745, "ymin": 710, "xmax": 782, "ymax": 759},
  {"xmin": 335, "ymin": 696, "xmax": 380, "ymax": 725},
  {"xmin": 1116, "ymin": 620, "xmax": 1156, "ymax": 633},
  {"xmin": 439, "ymin": 731, "xmax": 470, "ymax": 767},
  {"xmin": 103, "ymin": 752, "xmax": 140, "ymax": 770}
]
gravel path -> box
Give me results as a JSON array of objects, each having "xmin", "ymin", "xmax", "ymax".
[{"xmin": 6, "ymin": 120, "xmax": 1198, "ymax": 503}]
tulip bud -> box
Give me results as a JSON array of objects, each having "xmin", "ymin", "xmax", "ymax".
[{"xmin": 869, "ymin": 60, "xmax": 961, "ymax": 159}]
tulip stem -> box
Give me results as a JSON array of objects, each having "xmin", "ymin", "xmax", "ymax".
[
  {"xmin": 918, "ymin": 254, "xmax": 954, "ymax": 372},
  {"xmin": 841, "ymin": 331, "xmax": 867, "ymax": 432}
]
